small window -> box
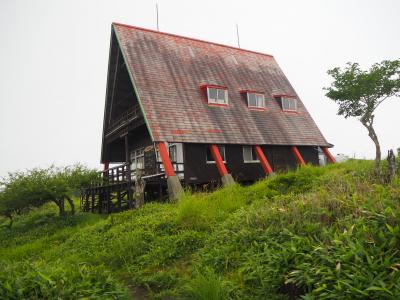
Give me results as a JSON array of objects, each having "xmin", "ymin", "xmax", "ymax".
[
  {"xmin": 243, "ymin": 146, "xmax": 259, "ymax": 163},
  {"xmin": 247, "ymin": 92, "xmax": 265, "ymax": 108},
  {"xmin": 169, "ymin": 145, "xmax": 177, "ymax": 162},
  {"xmin": 131, "ymin": 148, "xmax": 145, "ymax": 170},
  {"xmin": 207, "ymin": 87, "xmax": 228, "ymax": 105},
  {"xmin": 281, "ymin": 97, "xmax": 297, "ymax": 111},
  {"xmin": 206, "ymin": 146, "xmax": 226, "ymax": 163}
]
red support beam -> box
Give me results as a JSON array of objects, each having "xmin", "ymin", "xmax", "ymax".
[
  {"xmin": 291, "ymin": 146, "xmax": 306, "ymax": 166},
  {"xmin": 158, "ymin": 142, "xmax": 176, "ymax": 177},
  {"xmin": 103, "ymin": 162, "xmax": 109, "ymax": 171},
  {"xmin": 254, "ymin": 146, "xmax": 273, "ymax": 175},
  {"xmin": 209, "ymin": 144, "xmax": 228, "ymax": 176},
  {"xmin": 322, "ymin": 147, "xmax": 336, "ymax": 163}
]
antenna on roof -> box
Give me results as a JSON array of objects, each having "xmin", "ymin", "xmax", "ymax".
[
  {"xmin": 156, "ymin": 3, "xmax": 159, "ymax": 31},
  {"xmin": 236, "ymin": 23, "xmax": 240, "ymax": 48}
]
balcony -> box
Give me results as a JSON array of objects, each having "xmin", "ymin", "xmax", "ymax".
[{"xmin": 105, "ymin": 104, "xmax": 144, "ymax": 141}]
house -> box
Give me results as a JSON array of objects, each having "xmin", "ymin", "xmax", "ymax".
[{"xmin": 81, "ymin": 23, "xmax": 335, "ymax": 213}]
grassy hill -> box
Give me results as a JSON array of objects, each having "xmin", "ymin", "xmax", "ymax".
[{"xmin": 1, "ymin": 160, "xmax": 399, "ymax": 299}]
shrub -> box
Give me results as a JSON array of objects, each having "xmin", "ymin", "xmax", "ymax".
[{"xmin": 0, "ymin": 165, "xmax": 98, "ymax": 225}]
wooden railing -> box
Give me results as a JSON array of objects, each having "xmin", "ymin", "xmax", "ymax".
[
  {"xmin": 106, "ymin": 104, "xmax": 141, "ymax": 137},
  {"xmin": 156, "ymin": 161, "xmax": 184, "ymax": 176},
  {"xmin": 89, "ymin": 163, "xmax": 131, "ymax": 187}
]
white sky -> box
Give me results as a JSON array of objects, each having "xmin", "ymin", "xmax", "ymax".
[{"xmin": 0, "ymin": 0, "xmax": 399, "ymax": 176}]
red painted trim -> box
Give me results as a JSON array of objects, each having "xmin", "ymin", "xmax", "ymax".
[
  {"xmin": 248, "ymin": 107, "xmax": 267, "ymax": 111},
  {"xmin": 273, "ymin": 94, "xmax": 297, "ymax": 99},
  {"xmin": 207, "ymin": 129, "xmax": 223, "ymax": 133},
  {"xmin": 171, "ymin": 129, "xmax": 191, "ymax": 135},
  {"xmin": 104, "ymin": 162, "xmax": 109, "ymax": 171},
  {"xmin": 112, "ymin": 22, "xmax": 274, "ymax": 59},
  {"xmin": 158, "ymin": 142, "xmax": 176, "ymax": 177},
  {"xmin": 291, "ymin": 146, "xmax": 306, "ymax": 166},
  {"xmin": 254, "ymin": 146, "xmax": 273, "ymax": 174},
  {"xmin": 200, "ymin": 84, "xmax": 228, "ymax": 90},
  {"xmin": 200, "ymin": 85, "xmax": 229, "ymax": 107},
  {"xmin": 281, "ymin": 110, "xmax": 299, "ymax": 114},
  {"xmin": 322, "ymin": 147, "xmax": 336, "ymax": 163},
  {"xmin": 209, "ymin": 144, "xmax": 229, "ymax": 176},
  {"xmin": 239, "ymin": 89, "xmax": 265, "ymax": 94},
  {"xmin": 207, "ymin": 103, "xmax": 229, "ymax": 108}
]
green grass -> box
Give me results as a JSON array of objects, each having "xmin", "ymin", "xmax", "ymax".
[{"xmin": 1, "ymin": 160, "xmax": 399, "ymax": 299}]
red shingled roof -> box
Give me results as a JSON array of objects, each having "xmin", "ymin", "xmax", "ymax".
[{"xmin": 113, "ymin": 23, "xmax": 330, "ymax": 147}]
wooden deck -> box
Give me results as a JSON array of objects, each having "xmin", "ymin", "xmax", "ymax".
[{"xmin": 80, "ymin": 163, "xmax": 175, "ymax": 213}]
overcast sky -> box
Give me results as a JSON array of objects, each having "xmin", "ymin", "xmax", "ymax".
[{"xmin": 0, "ymin": 0, "xmax": 399, "ymax": 176}]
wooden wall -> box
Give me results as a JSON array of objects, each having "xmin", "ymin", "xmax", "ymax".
[{"xmin": 184, "ymin": 143, "xmax": 319, "ymax": 184}]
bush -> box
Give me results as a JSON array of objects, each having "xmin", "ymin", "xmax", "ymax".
[{"xmin": 0, "ymin": 165, "xmax": 99, "ymax": 225}]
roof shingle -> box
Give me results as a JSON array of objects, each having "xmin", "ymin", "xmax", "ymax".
[{"xmin": 113, "ymin": 23, "xmax": 330, "ymax": 147}]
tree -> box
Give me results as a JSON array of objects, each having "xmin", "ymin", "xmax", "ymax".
[
  {"xmin": 325, "ymin": 59, "xmax": 400, "ymax": 169},
  {"xmin": 0, "ymin": 165, "xmax": 99, "ymax": 227}
]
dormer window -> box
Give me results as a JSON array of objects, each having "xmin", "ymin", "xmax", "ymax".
[
  {"xmin": 247, "ymin": 92, "xmax": 265, "ymax": 109},
  {"xmin": 281, "ymin": 97, "xmax": 297, "ymax": 111},
  {"xmin": 206, "ymin": 86, "xmax": 228, "ymax": 105}
]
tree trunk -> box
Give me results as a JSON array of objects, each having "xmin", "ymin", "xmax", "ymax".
[
  {"xmin": 65, "ymin": 196, "xmax": 75, "ymax": 215},
  {"xmin": 6, "ymin": 213, "xmax": 13, "ymax": 229},
  {"xmin": 362, "ymin": 122, "xmax": 381, "ymax": 170},
  {"xmin": 53, "ymin": 198, "xmax": 65, "ymax": 216}
]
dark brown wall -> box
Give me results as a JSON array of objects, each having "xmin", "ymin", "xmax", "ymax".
[
  {"xmin": 184, "ymin": 143, "xmax": 319, "ymax": 184},
  {"xmin": 106, "ymin": 124, "xmax": 153, "ymax": 163}
]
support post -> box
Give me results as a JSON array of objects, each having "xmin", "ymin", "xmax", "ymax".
[
  {"xmin": 253, "ymin": 146, "xmax": 274, "ymax": 175},
  {"xmin": 322, "ymin": 147, "xmax": 336, "ymax": 164},
  {"xmin": 209, "ymin": 144, "xmax": 235, "ymax": 186},
  {"xmin": 124, "ymin": 134, "xmax": 133, "ymax": 208},
  {"xmin": 158, "ymin": 142, "xmax": 183, "ymax": 201},
  {"xmin": 291, "ymin": 146, "xmax": 306, "ymax": 166}
]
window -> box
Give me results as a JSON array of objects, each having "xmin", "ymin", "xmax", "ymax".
[
  {"xmin": 247, "ymin": 92, "xmax": 265, "ymax": 108},
  {"xmin": 243, "ymin": 146, "xmax": 259, "ymax": 163},
  {"xmin": 281, "ymin": 97, "xmax": 297, "ymax": 111},
  {"xmin": 206, "ymin": 146, "xmax": 226, "ymax": 163},
  {"xmin": 169, "ymin": 144, "xmax": 177, "ymax": 162},
  {"xmin": 207, "ymin": 87, "xmax": 228, "ymax": 105},
  {"xmin": 130, "ymin": 148, "xmax": 144, "ymax": 170}
]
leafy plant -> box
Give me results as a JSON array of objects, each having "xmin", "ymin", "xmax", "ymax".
[{"xmin": 325, "ymin": 59, "xmax": 400, "ymax": 170}]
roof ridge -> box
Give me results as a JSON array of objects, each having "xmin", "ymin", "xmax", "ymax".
[{"xmin": 112, "ymin": 22, "xmax": 274, "ymax": 58}]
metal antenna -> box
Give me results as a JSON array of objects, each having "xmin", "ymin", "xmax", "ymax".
[
  {"xmin": 156, "ymin": 3, "xmax": 159, "ymax": 31},
  {"xmin": 236, "ymin": 23, "xmax": 240, "ymax": 48}
]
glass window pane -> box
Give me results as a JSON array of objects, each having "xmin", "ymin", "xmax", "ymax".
[
  {"xmin": 208, "ymin": 88, "xmax": 217, "ymax": 101},
  {"xmin": 248, "ymin": 93, "xmax": 257, "ymax": 106},
  {"xmin": 282, "ymin": 98, "xmax": 289, "ymax": 110},
  {"xmin": 169, "ymin": 145, "xmax": 177, "ymax": 162},
  {"xmin": 219, "ymin": 146, "xmax": 226, "ymax": 161},
  {"xmin": 206, "ymin": 147, "xmax": 214, "ymax": 162},
  {"xmin": 252, "ymin": 148, "xmax": 260, "ymax": 161},
  {"xmin": 243, "ymin": 146, "xmax": 252, "ymax": 161},
  {"xmin": 290, "ymin": 99, "xmax": 297, "ymax": 111},
  {"xmin": 217, "ymin": 89, "xmax": 226, "ymax": 102},
  {"xmin": 256, "ymin": 94, "xmax": 265, "ymax": 107}
]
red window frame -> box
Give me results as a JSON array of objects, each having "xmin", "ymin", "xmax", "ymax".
[
  {"xmin": 200, "ymin": 84, "xmax": 229, "ymax": 107},
  {"xmin": 240, "ymin": 90, "xmax": 267, "ymax": 110},
  {"xmin": 273, "ymin": 94, "xmax": 298, "ymax": 113}
]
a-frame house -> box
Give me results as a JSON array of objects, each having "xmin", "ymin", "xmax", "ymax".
[{"xmin": 81, "ymin": 23, "xmax": 335, "ymax": 213}]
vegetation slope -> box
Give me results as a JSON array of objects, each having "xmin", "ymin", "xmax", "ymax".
[{"xmin": 1, "ymin": 160, "xmax": 400, "ymax": 299}]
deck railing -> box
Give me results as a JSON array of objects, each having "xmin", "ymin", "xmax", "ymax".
[{"xmin": 106, "ymin": 104, "xmax": 141, "ymax": 137}]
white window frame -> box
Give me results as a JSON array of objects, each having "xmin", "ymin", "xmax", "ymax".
[
  {"xmin": 130, "ymin": 147, "xmax": 145, "ymax": 171},
  {"xmin": 207, "ymin": 87, "xmax": 228, "ymax": 105},
  {"xmin": 281, "ymin": 97, "xmax": 297, "ymax": 112},
  {"xmin": 169, "ymin": 144, "xmax": 177, "ymax": 163},
  {"xmin": 243, "ymin": 146, "xmax": 260, "ymax": 163},
  {"xmin": 247, "ymin": 92, "xmax": 265, "ymax": 109},
  {"xmin": 206, "ymin": 146, "xmax": 226, "ymax": 164}
]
